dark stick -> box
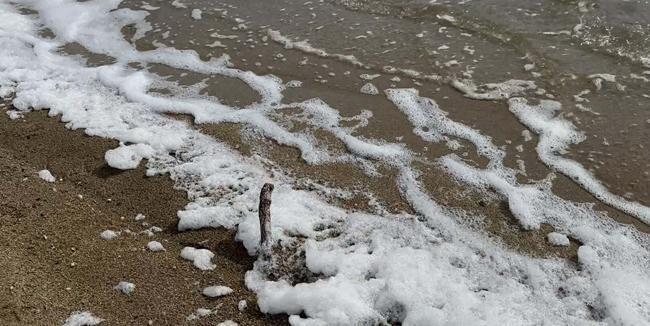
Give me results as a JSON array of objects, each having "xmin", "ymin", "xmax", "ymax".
[{"xmin": 258, "ymin": 183, "xmax": 274, "ymax": 252}]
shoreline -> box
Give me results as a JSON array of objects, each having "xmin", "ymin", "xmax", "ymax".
[{"xmin": 1, "ymin": 0, "xmax": 649, "ymax": 323}]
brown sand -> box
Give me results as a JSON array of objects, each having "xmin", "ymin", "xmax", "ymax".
[{"xmin": 0, "ymin": 109, "xmax": 287, "ymax": 325}]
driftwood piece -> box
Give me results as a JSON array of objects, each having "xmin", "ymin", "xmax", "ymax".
[{"xmin": 258, "ymin": 183, "xmax": 274, "ymax": 252}]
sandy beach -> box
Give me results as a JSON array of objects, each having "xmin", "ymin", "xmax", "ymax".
[{"xmin": 1, "ymin": 0, "xmax": 650, "ymax": 325}]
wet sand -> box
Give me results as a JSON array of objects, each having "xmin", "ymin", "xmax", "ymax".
[{"xmin": 0, "ymin": 108, "xmax": 287, "ymax": 325}]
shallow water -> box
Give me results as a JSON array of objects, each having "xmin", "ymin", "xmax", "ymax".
[{"xmin": 121, "ymin": 0, "xmax": 650, "ymax": 223}]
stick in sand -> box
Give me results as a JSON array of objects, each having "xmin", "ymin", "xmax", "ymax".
[{"xmin": 258, "ymin": 183, "xmax": 274, "ymax": 252}]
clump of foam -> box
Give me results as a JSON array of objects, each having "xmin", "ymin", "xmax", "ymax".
[
  {"xmin": 547, "ymin": 232, "xmax": 570, "ymax": 246},
  {"xmin": 181, "ymin": 247, "xmax": 216, "ymax": 270},
  {"xmin": 360, "ymin": 83, "xmax": 379, "ymax": 95},
  {"xmin": 104, "ymin": 144, "xmax": 154, "ymax": 170},
  {"xmin": 587, "ymin": 73, "xmax": 623, "ymax": 91},
  {"xmin": 186, "ymin": 308, "xmax": 213, "ymax": 321},
  {"xmin": 286, "ymin": 80, "xmax": 302, "ymax": 88},
  {"xmin": 63, "ymin": 311, "xmax": 103, "ymax": 326},
  {"xmin": 38, "ymin": 169, "xmax": 56, "ymax": 182},
  {"xmin": 6, "ymin": 110, "xmax": 23, "ymax": 120},
  {"xmin": 202, "ymin": 285, "xmax": 233, "ymax": 297},
  {"xmin": 171, "ymin": 0, "xmax": 187, "ymax": 9},
  {"xmin": 114, "ymin": 281, "xmax": 135, "ymax": 295},
  {"xmin": 147, "ymin": 240, "xmax": 165, "ymax": 252},
  {"xmin": 452, "ymin": 79, "xmax": 536, "ymax": 100},
  {"xmin": 100, "ymin": 230, "xmax": 120, "ymax": 240}
]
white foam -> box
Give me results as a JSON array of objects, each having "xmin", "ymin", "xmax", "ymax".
[
  {"xmin": 147, "ymin": 240, "xmax": 165, "ymax": 252},
  {"xmin": 63, "ymin": 311, "xmax": 103, "ymax": 326},
  {"xmin": 237, "ymin": 186, "xmax": 346, "ymax": 255},
  {"xmin": 286, "ymin": 80, "xmax": 302, "ymax": 88},
  {"xmin": 100, "ymin": 230, "xmax": 119, "ymax": 240},
  {"xmin": 286, "ymin": 98, "xmax": 410, "ymax": 164},
  {"xmin": 181, "ymin": 247, "xmax": 215, "ymax": 270},
  {"xmin": 171, "ymin": 0, "xmax": 187, "ymax": 9},
  {"xmin": 359, "ymin": 83, "xmax": 379, "ymax": 95},
  {"xmin": 360, "ymin": 74, "xmax": 380, "ymax": 81},
  {"xmin": 113, "ymin": 281, "xmax": 135, "ymax": 295},
  {"xmin": 191, "ymin": 9, "xmax": 202, "ymax": 20},
  {"xmin": 385, "ymin": 87, "xmax": 650, "ymax": 323},
  {"xmin": 104, "ymin": 144, "xmax": 154, "ymax": 170},
  {"xmin": 452, "ymin": 79, "xmax": 536, "ymax": 100},
  {"xmin": 547, "ymin": 232, "xmax": 570, "ymax": 246},
  {"xmin": 267, "ymin": 29, "xmax": 365, "ymax": 68},
  {"xmin": 439, "ymin": 154, "xmax": 650, "ymax": 323},
  {"xmin": 508, "ymin": 98, "xmax": 650, "ymax": 224},
  {"xmin": 7, "ymin": 110, "xmax": 23, "ymax": 120},
  {"xmin": 386, "ymin": 88, "xmax": 506, "ymax": 170},
  {"xmin": 202, "ymin": 285, "xmax": 233, "ymax": 297},
  {"xmin": 217, "ymin": 321, "xmax": 238, "ymax": 326},
  {"xmin": 186, "ymin": 308, "xmax": 212, "ymax": 321}
]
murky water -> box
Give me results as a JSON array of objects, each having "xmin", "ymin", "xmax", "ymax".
[{"xmin": 102, "ymin": 0, "xmax": 650, "ymax": 232}]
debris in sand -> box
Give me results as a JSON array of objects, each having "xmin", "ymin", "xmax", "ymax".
[
  {"xmin": 238, "ymin": 300, "xmax": 247, "ymax": 311},
  {"xmin": 38, "ymin": 169, "xmax": 56, "ymax": 182},
  {"xmin": 104, "ymin": 144, "xmax": 153, "ymax": 170}
]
